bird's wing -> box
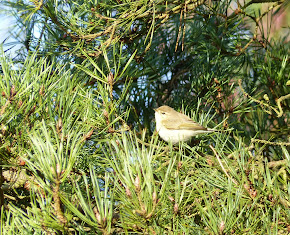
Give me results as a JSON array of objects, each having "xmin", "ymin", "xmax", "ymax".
[
  {"xmin": 178, "ymin": 121, "xmax": 207, "ymax": 130},
  {"xmin": 162, "ymin": 113, "xmax": 207, "ymax": 131},
  {"xmin": 162, "ymin": 117, "xmax": 184, "ymax": 129},
  {"xmin": 177, "ymin": 112, "xmax": 207, "ymax": 130}
]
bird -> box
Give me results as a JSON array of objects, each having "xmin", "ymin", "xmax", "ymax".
[{"xmin": 154, "ymin": 105, "xmax": 216, "ymax": 144}]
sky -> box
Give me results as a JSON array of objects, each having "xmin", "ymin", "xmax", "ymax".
[
  {"xmin": 0, "ymin": 11, "xmax": 20, "ymax": 55},
  {"xmin": 0, "ymin": 12, "xmax": 13, "ymax": 39}
]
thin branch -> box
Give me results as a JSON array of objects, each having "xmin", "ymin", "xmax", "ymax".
[
  {"xmin": 52, "ymin": 179, "xmax": 67, "ymax": 227},
  {"xmin": 251, "ymin": 138, "xmax": 290, "ymax": 146},
  {"xmin": 175, "ymin": 9, "xmax": 183, "ymax": 52},
  {"xmin": 239, "ymin": 79, "xmax": 290, "ymax": 117}
]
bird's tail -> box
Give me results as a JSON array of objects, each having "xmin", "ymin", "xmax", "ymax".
[{"xmin": 207, "ymin": 128, "xmax": 233, "ymax": 132}]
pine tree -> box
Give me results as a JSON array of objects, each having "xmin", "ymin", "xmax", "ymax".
[{"xmin": 0, "ymin": 0, "xmax": 289, "ymax": 234}]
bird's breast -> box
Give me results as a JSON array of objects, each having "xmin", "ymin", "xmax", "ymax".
[{"xmin": 157, "ymin": 126, "xmax": 196, "ymax": 144}]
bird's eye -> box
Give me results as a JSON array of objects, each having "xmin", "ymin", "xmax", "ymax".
[{"xmin": 161, "ymin": 112, "xmax": 166, "ymax": 115}]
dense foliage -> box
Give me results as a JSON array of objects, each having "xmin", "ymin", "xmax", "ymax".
[{"xmin": 0, "ymin": 0, "xmax": 289, "ymax": 234}]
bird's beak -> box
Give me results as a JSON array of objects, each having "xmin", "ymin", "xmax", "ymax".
[{"xmin": 153, "ymin": 108, "xmax": 157, "ymax": 111}]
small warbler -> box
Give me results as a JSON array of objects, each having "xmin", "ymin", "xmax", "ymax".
[{"xmin": 154, "ymin": 105, "xmax": 216, "ymax": 144}]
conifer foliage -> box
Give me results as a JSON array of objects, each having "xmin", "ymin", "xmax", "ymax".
[{"xmin": 0, "ymin": 0, "xmax": 289, "ymax": 234}]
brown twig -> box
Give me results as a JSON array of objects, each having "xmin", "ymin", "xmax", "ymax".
[
  {"xmin": 268, "ymin": 159, "xmax": 287, "ymax": 168},
  {"xmin": 251, "ymin": 138, "xmax": 290, "ymax": 146},
  {"xmin": 52, "ymin": 179, "xmax": 67, "ymax": 227},
  {"xmin": 0, "ymin": 166, "xmax": 4, "ymax": 208},
  {"xmin": 182, "ymin": 2, "xmax": 187, "ymax": 51},
  {"xmin": 175, "ymin": 8, "xmax": 184, "ymax": 52}
]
